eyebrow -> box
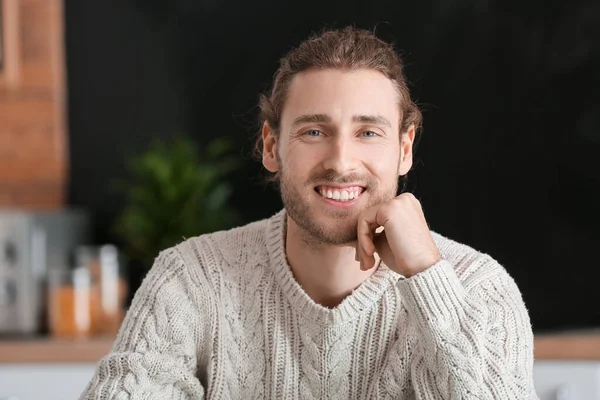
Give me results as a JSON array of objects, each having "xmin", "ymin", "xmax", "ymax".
[
  {"xmin": 352, "ymin": 114, "xmax": 392, "ymax": 128},
  {"xmin": 291, "ymin": 113, "xmax": 392, "ymax": 128},
  {"xmin": 291, "ymin": 114, "xmax": 331, "ymax": 127}
]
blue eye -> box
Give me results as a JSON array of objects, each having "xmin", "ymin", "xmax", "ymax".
[
  {"xmin": 361, "ymin": 131, "xmax": 378, "ymax": 137},
  {"xmin": 306, "ymin": 130, "xmax": 322, "ymax": 137}
]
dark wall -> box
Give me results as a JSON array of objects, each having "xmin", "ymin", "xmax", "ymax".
[{"xmin": 65, "ymin": 0, "xmax": 600, "ymax": 332}]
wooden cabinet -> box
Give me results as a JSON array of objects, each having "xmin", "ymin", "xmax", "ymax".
[{"xmin": 0, "ymin": 0, "xmax": 68, "ymax": 209}]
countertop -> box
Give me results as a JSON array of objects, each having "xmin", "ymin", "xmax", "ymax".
[
  {"xmin": 0, "ymin": 337, "xmax": 114, "ymax": 363},
  {"xmin": 533, "ymin": 330, "xmax": 600, "ymax": 361},
  {"xmin": 1, "ymin": 332, "xmax": 600, "ymax": 363}
]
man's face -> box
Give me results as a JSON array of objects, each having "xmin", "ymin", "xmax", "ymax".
[{"xmin": 264, "ymin": 68, "xmax": 413, "ymax": 245}]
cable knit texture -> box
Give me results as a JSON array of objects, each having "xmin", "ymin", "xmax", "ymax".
[{"xmin": 80, "ymin": 210, "xmax": 538, "ymax": 399}]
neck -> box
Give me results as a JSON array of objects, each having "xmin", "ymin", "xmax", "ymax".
[{"xmin": 284, "ymin": 215, "xmax": 378, "ymax": 308}]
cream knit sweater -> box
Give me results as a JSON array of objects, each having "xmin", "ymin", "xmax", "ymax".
[{"xmin": 81, "ymin": 210, "xmax": 538, "ymax": 399}]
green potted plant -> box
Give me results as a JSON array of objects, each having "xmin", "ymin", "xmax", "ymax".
[{"xmin": 114, "ymin": 135, "xmax": 241, "ymax": 269}]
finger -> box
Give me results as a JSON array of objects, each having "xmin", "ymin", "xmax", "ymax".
[
  {"xmin": 360, "ymin": 246, "xmax": 372, "ymax": 270},
  {"xmin": 357, "ymin": 207, "xmax": 381, "ymax": 270},
  {"xmin": 358, "ymin": 224, "xmax": 375, "ymax": 258},
  {"xmin": 358, "ymin": 223, "xmax": 374, "ymax": 270},
  {"xmin": 373, "ymin": 231, "xmax": 396, "ymax": 268},
  {"xmin": 358, "ymin": 206, "xmax": 380, "ymax": 255}
]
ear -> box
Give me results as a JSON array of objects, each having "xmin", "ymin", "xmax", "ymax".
[
  {"xmin": 262, "ymin": 122, "xmax": 279, "ymax": 173},
  {"xmin": 398, "ymin": 124, "xmax": 415, "ymax": 176}
]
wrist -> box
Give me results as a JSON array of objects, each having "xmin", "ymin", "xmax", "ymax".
[{"xmin": 402, "ymin": 254, "xmax": 441, "ymax": 278}]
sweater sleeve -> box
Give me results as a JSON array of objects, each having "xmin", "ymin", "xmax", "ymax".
[
  {"xmin": 80, "ymin": 248, "xmax": 205, "ymax": 400},
  {"xmin": 397, "ymin": 259, "xmax": 538, "ymax": 399}
]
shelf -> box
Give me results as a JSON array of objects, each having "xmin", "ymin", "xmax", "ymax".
[
  {"xmin": 0, "ymin": 337, "xmax": 114, "ymax": 364},
  {"xmin": 1, "ymin": 333, "xmax": 599, "ymax": 364}
]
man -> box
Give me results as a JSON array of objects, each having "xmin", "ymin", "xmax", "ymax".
[{"xmin": 82, "ymin": 27, "xmax": 537, "ymax": 399}]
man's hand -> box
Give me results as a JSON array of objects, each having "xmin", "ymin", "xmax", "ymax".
[{"xmin": 356, "ymin": 193, "xmax": 441, "ymax": 278}]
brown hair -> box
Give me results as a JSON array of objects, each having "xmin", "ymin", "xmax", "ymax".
[{"xmin": 255, "ymin": 26, "xmax": 422, "ymax": 160}]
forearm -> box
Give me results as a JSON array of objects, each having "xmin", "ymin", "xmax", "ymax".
[
  {"xmin": 397, "ymin": 260, "xmax": 537, "ymax": 399},
  {"xmin": 82, "ymin": 350, "xmax": 203, "ymax": 400}
]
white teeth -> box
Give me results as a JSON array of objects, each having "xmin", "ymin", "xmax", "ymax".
[{"xmin": 318, "ymin": 186, "xmax": 363, "ymax": 202}]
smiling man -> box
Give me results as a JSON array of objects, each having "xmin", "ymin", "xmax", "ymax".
[{"xmin": 82, "ymin": 27, "xmax": 538, "ymax": 399}]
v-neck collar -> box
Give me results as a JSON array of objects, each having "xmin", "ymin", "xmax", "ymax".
[{"xmin": 265, "ymin": 210, "xmax": 399, "ymax": 326}]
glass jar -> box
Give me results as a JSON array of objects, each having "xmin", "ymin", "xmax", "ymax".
[
  {"xmin": 47, "ymin": 245, "xmax": 127, "ymax": 338},
  {"xmin": 47, "ymin": 265, "xmax": 92, "ymax": 338},
  {"xmin": 75, "ymin": 245, "xmax": 127, "ymax": 336}
]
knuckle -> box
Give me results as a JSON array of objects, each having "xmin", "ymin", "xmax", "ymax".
[
  {"xmin": 403, "ymin": 192, "xmax": 417, "ymax": 201},
  {"xmin": 403, "ymin": 192, "xmax": 421, "ymax": 206},
  {"xmin": 394, "ymin": 192, "xmax": 414, "ymax": 205},
  {"xmin": 392, "ymin": 193, "xmax": 423, "ymax": 212}
]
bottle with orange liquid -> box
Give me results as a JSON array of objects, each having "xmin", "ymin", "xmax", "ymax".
[
  {"xmin": 47, "ymin": 262, "xmax": 92, "ymax": 339},
  {"xmin": 48, "ymin": 245, "xmax": 127, "ymax": 338}
]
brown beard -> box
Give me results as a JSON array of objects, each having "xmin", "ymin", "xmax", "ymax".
[{"xmin": 278, "ymin": 163, "xmax": 399, "ymax": 246}]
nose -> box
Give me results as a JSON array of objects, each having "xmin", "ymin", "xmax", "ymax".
[{"xmin": 321, "ymin": 135, "xmax": 360, "ymax": 175}]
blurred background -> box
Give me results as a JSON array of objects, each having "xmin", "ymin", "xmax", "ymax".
[
  {"xmin": 0, "ymin": 0, "xmax": 599, "ymax": 399},
  {"xmin": 66, "ymin": 0, "xmax": 599, "ymax": 331}
]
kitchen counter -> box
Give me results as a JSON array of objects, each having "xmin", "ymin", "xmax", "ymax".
[
  {"xmin": 534, "ymin": 331, "xmax": 600, "ymax": 361},
  {"xmin": 0, "ymin": 337, "xmax": 114, "ymax": 363},
  {"xmin": 1, "ymin": 332, "xmax": 600, "ymax": 363}
]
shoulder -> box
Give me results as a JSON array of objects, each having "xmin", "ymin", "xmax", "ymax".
[
  {"xmin": 141, "ymin": 246, "xmax": 189, "ymax": 288},
  {"xmin": 178, "ymin": 217, "xmax": 270, "ymax": 268},
  {"xmin": 155, "ymin": 217, "xmax": 272, "ymax": 290},
  {"xmin": 430, "ymin": 231, "xmax": 515, "ymax": 292},
  {"xmin": 133, "ymin": 218, "xmax": 272, "ymax": 313}
]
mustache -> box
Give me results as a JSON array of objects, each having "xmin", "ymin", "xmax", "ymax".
[{"xmin": 309, "ymin": 170, "xmax": 376, "ymax": 188}]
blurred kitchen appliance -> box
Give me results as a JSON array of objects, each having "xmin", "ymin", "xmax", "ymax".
[{"xmin": 0, "ymin": 209, "xmax": 90, "ymax": 336}]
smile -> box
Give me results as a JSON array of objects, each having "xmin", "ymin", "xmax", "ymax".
[{"xmin": 314, "ymin": 185, "xmax": 365, "ymax": 203}]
